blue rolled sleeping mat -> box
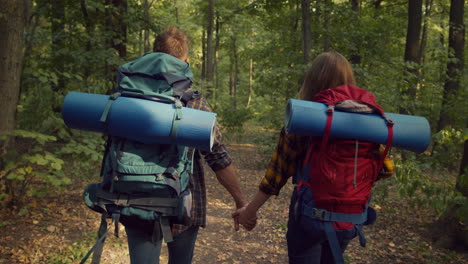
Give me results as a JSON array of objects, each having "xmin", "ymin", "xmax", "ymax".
[
  {"xmin": 285, "ymin": 99, "xmax": 431, "ymax": 153},
  {"xmin": 62, "ymin": 92, "xmax": 216, "ymax": 152}
]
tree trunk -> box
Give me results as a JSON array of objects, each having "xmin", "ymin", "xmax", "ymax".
[
  {"xmin": 205, "ymin": 0, "xmax": 215, "ymax": 83},
  {"xmin": 374, "ymin": 0, "xmax": 383, "ymax": 8},
  {"xmin": 80, "ymin": 0, "xmax": 95, "ymax": 85},
  {"xmin": 246, "ymin": 59, "xmax": 253, "ymax": 108},
  {"xmin": 419, "ymin": 0, "xmax": 434, "ymax": 64},
  {"xmin": 457, "ymin": 139, "xmax": 468, "ymax": 197},
  {"xmin": 104, "ymin": 0, "xmax": 127, "ymax": 88},
  {"xmin": 400, "ymin": 0, "xmax": 423, "ymax": 114},
  {"xmin": 174, "ymin": 0, "xmax": 179, "ymax": 24},
  {"xmin": 229, "ymin": 35, "xmax": 238, "ymax": 100},
  {"xmin": 323, "ymin": 0, "xmax": 331, "ymax": 51},
  {"xmin": 437, "ymin": 0, "xmax": 465, "ymax": 131},
  {"xmin": 214, "ymin": 13, "xmax": 221, "ymax": 101},
  {"xmin": 432, "ymin": 0, "xmax": 466, "ymax": 251},
  {"xmin": 0, "ymin": 0, "xmax": 29, "ymax": 143},
  {"xmin": 349, "ymin": 0, "xmax": 361, "ymax": 65},
  {"xmin": 143, "ymin": 0, "xmax": 152, "ymax": 53},
  {"xmin": 302, "ymin": 0, "xmax": 311, "ymax": 65},
  {"xmin": 50, "ymin": 0, "xmax": 66, "ymax": 113},
  {"xmin": 107, "ymin": 0, "xmax": 127, "ymax": 58},
  {"xmin": 201, "ymin": 29, "xmax": 206, "ymax": 79}
]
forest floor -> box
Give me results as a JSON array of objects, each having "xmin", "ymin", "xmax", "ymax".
[{"xmin": 0, "ymin": 126, "xmax": 467, "ymax": 264}]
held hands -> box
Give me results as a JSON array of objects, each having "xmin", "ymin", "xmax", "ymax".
[{"xmin": 232, "ymin": 205, "xmax": 258, "ymax": 231}]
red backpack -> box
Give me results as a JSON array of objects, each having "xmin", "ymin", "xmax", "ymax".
[{"xmin": 294, "ymin": 84, "xmax": 393, "ymax": 264}]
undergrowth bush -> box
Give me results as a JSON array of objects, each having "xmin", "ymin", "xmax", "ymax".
[{"xmin": 0, "ymin": 130, "xmax": 68, "ymax": 208}]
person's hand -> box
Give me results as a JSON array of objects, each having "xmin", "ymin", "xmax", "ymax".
[{"xmin": 232, "ymin": 206, "xmax": 257, "ymax": 231}]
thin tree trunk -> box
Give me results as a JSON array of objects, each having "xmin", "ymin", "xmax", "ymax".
[
  {"xmin": 323, "ymin": 0, "xmax": 331, "ymax": 51},
  {"xmin": 174, "ymin": 0, "xmax": 179, "ymax": 24},
  {"xmin": 213, "ymin": 13, "xmax": 221, "ymax": 101},
  {"xmin": 201, "ymin": 29, "xmax": 206, "ymax": 79},
  {"xmin": 374, "ymin": 0, "xmax": 383, "ymax": 8},
  {"xmin": 80, "ymin": 0, "xmax": 95, "ymax": 86},
  {"xmin": 349, "ymin": 0, "xmax": 361, "ymax": 65},
  {"xmin": 205, "ymin": 0, "xmax": 215, "ymax": 83},
  {"xmin": 247, "ymin": 59, "xmax": 253, "ymax": 108},
  {"xmin": 302, "ymin": 0, "xmax": 311, "ymax": 64},
  {"xmin": 419, "ymin": 0, "xmax": 433, "ymax": 64},
  {"xmin": 457, "ymin": 139, "xmax": 468, "ymax": 197},
  {"xmin": 143, "ymin": 0, "xmax": 152, "ymax": 53},
  {"xmin": 400, "ymin": 0, "xmax": 423, "ymax": 114},
  {"xmin": 437, "ymin": 0, "xmax": 465, "ymax": 131},
  {"xmin": 50, "ymin": 0, "xmax": 65, "ymax": 109}
]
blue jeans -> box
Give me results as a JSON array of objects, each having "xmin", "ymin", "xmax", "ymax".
[
  {"xmin": 125, "ymin": 225, "xmax": 199, "ymax": 264},
  {"xmin": 286, "ymin": 190, "xmax": 359, "ymax": 264}
]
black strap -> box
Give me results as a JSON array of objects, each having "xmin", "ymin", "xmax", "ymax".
[
  {"xmin": 95, "ymin": 188, "xmax": 179, "ymax": 209},
  {"xmin": 80, "ymin": 213, "xmax": 110, "ymax": 264},
  {"xmin": 160, "ymin": 216, "xmax": 173, "ymax": 243}
]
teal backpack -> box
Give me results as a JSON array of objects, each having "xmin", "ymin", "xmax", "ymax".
[{"xmin": 82, "ymin": 53, "xmax": 198, "ymax": 264}]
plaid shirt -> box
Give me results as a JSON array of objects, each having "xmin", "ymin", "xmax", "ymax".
[
  {"xmin": 259, "ymin": 128, "xmax": 309, "ymax": 196},
  {"xmin": 259, "ymin": 128, "xmax": 394, "ymax": 196},
  {"xmin": 172, "ymin": 95, "xmax": 232, "ymax": 235}
]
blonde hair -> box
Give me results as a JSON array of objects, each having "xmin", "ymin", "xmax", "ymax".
[
  {"xmin": 298, "ymin": 52, "xmax": 356, "ymax": 101},
  {"xmin": 153, "ymin": 26, "xmax": 190, "ymax": 60}
]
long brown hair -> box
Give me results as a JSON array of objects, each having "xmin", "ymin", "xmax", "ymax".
[
  {"xmin": 153, "ymin": 25, "xmax": 190, "ymax": 60},
  {"xmin": 298, "ymin": 52, "xmax": 356, "ymax": 101}
]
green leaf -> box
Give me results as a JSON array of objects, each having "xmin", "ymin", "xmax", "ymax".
[{"xmin": 6, "ymin": 173, "xmax": 18, "ymax": 180}]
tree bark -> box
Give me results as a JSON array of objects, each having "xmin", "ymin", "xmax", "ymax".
[
  {"xmin": 205, "ymin": 0, "xmax": 215, "ymax": 83},
  {"xmin": 419, "ymin": 0, "xmax": 434, "ymax": 64},
  {"xmin": 437, "ymin": 0, "xmax": 465, "ymax": 131},
  {"xmin": 302, "ymin": 0, "xmax": 311, "ymax": 64},
  {"xmin": 457, "ymin": 139, "xmax": 468, "ymax": 197},
  {"xmin": 214, "ymin": 12, "xmax": 221, "ymax": 101},
  {"xmin": 247, "ymin": 59, "xmax": 253, "ymax": 108},
  {"xmin": 349, "ymin": 0, "xmax": 361, "ymax": 65},
  {"xmin": 400, "ymin": 0, "xmax": 423, "ymax": 114},
  {"xmin": 432, "ymin": 0, "xmax": 467, "ymax": 251},
  {"xmin": 50, "ymin": 0, "xmax": 65, "ymax": 94},
  {"xmin": 107, "ymin": 0, "xmax": 127, "ymax": 58},
  {"xmin": 0, "ymin": 0, "xmax": 29, "ymax": 142},
  {"xmin": 323, "ymin": 0, "xmax": 331, "ymax": 51}
]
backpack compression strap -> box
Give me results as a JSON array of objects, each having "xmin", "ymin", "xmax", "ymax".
[{"xmin": 319, "ymin": 103, "xmax": 394, "ymax": 168}]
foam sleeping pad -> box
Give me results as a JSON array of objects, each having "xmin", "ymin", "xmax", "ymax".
[
  {"xmin": 62, "ymin": 92, "xmax": 216, "ymax": 151},
  {"xmin": 285, "ymin": 99, "xmax": 430, "ymax": 153}
]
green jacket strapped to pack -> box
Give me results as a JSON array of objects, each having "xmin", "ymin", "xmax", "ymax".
[{"xmin": 81, "ymin": 53, "xmax": 198, "ymax": 264}]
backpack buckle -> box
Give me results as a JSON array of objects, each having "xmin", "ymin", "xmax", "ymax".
[{"xmin": 312, "ymin": 208, "xmax": 326, "ymax": 220}]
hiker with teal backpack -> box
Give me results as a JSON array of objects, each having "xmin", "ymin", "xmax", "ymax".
[
  {"xmin": 82, "ymin": 26, "xmax": 248, "ymax": 264},
  {"xmin": 233, "ymin": 52, "xmax": 394, "ymax": 264}
]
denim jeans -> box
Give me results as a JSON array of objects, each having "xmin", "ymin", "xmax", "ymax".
[
  {"xmin": 286, "ymin": 190, "xmax": 359, "ymax": 264},
  {"xmin": 125, "ymin": 225, "xmax": 199, "ymax": 264}
]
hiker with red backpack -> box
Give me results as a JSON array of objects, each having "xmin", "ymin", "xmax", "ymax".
[{"xmin": 233, "ymin": 52, "xmax": 394, "ymax": 264}]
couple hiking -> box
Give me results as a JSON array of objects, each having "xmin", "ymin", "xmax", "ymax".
[{"xmin": 82, "ymin": 25, "xmax": 394, "ymax": 264}]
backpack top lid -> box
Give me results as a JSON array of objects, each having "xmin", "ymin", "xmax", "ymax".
[
  {"xmin": 117, "ymin": 52, "xmax": 193, "ymax": 96},
  {"xmin": 313, "ymin": 84, "xmax": 385, "ymax": 116}
]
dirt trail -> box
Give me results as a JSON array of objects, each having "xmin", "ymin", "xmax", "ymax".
[{"xmin": 1, "ymin": 139, "xmax": 467, "ymax": 264}]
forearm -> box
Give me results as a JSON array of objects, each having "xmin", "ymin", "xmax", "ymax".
[
  {"xmin": 214, "ymin": 164, "xmax": 248, "ymax": 208},
  {"xmin": 246, "ymin": 189, "xmax": 271, "ymax": 214}
]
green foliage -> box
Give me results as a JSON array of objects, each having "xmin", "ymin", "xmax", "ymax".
[
  {"xmin": 47, "ymin": 232, "xmax": 96, "ymax": 264},
  {"xmin": 58, "ymin": 132, "xmax": 105, "ymax": 180},
  {"xmin": 0, "ymin": 130, "xmax": 69, "ymax": 208},
  {"xmin": 215, "ymin": 97, "xmax": 254, "ymax": 133},
  {"xmin": 431, "ymin": 128, "xmax": 465, "ymax": 171},
  {"xmin": 394, "ymin": 149, "xmax": 462, "ymax": 216}
]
